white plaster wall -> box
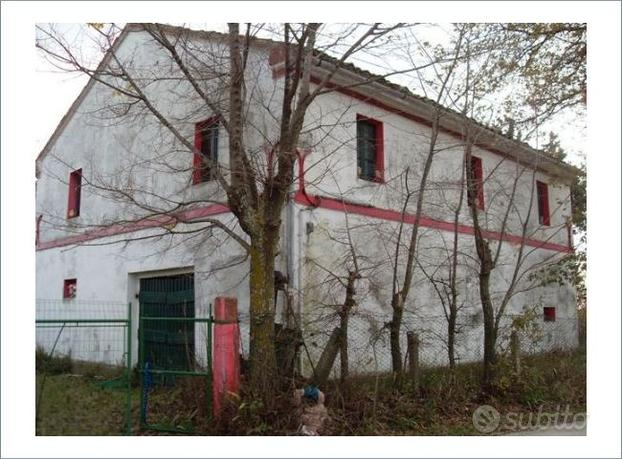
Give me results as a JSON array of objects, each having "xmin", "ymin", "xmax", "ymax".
[
  {"xmin": 36, "ymin": 30, "xmax": 577, "ymax": 375},
  {"xmin": 35, "ymin": 29, "xmax": 283, "ymax": 366},
  {"xmin": 36, "ymin": 29, "xmax": 281, "ymax": 244},
  {"xmin": 298, "ymin": 205, "xmax": 578, "ymax": 376},
  {"xmin": 36, "ymin": 219, "xmax": 254, "ymax": 366},
  {"xmin": 301, "ymin": 85, "xmax": 573, "ymax": 248}
]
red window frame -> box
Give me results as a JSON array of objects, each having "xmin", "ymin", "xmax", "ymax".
[
  {"xmin": 468, "ymin": 156, "xmax": 485, "ymax": 210},
  {"xmin": 543, "ymin": 306, "xmax": 556, "ymax": 322},
  {"xmin": 63, "ymin": 278, "xmax": 77, "ymax": 299},
  {"xmin": 36, "ymin": 214, "xmax": 43, "ymax": 246},
  {"xmin": 67, "ymin": 169, "xmax": 82, "ymax": 219},
  {"xmin": 193, "ymin": 116, "xmax": 219, "ymax": 184},
  {"xmin": 356, "ymin": 114, "xmax": 384, "ymax": 183},
  {"xmin": 536, "ymin": 180, "xmax": 551, "ymax": 226}
]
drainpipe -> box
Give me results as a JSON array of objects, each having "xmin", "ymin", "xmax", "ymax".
[
  {"xmin": 286, "ymin": 149, "xmax": 304, "ymax": 327},
  {"xmin": 292, "ymin": 149, "xmax": 315, "ymax": 376},
  {"xmin": 286, "ymin": 193, "xmax": 297, "ymax": 326}
]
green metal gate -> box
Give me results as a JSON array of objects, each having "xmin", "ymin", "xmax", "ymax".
[
  {"xmin": 138, "ymin": 273, "xmax": 213, "ymax": 433},
  {"xmin": 139, "ymin": 275, "xmax": 195, "ymax": 377}
]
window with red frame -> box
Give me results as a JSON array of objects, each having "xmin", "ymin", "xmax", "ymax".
[
  {"xmin": 467, "ymin": 156, "xmax": 484, "ymax": 209},
  {"xmin": 543, "ymin": 306, "xmax": 556, "ymax": 322},
  {"xmin": 36, "ymin": 215, "xmax": 43, "ymax": 246},
  {"xmin": 193, "ymin": 117, "xmax": 219, "ymax": 184},
  {"xmin": 356, "ymin": 115, "xmax": 384, "ymax": 182},
  {"xmin": 536, "ymin": 180, "xmax": 551, "ymax": 226},
  {"xmin": 63, "ymin": 279, "xmax": 77, "ymax": 299},
  {"xmin": 67, "ymin": 169, "xmax": 82, "ymax": 218}
]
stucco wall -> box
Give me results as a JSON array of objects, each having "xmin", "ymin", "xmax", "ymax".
[
  {"xmin": 36, "ymin": 220, "xmax": 255, "ymax": 366},
  {"xmin": 298, "ymin": 204, "xmax": 577, "ymax": 375},
  {"xmin": 301, "ymin": 84, "xmax": 573, "ymax": 248},
  {"xmin": 36, "ymin": 29, "xmax": 577, "ymax": 374}
]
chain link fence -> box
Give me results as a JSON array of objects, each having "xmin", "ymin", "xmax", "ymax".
[
  {"xmin": 291, "ymin": 310, "xmax": 580, "ymax": 379},
  {"xmin": 35, "ymin": 297, "xmax": 581, "ymax": 434}
]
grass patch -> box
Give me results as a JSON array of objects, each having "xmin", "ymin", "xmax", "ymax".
[
  {"xmin": 36, "ymin": 374, "xmax": 137, "ymax": 435},
  {"xmin": 322, "ymin": 349, "xmax": 586, "ymax": 435},
  {"xmin": 36, "ymin": 347, "xmax": 134, "ymax": 436},
  {"xmin": 34, "ymin": 348, "xmax": 585, "ymax": 435}
]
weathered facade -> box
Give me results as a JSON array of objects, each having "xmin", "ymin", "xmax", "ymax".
[{"xmin": 36, "ymin": 24, "xmax": 579, "ymax": 374}]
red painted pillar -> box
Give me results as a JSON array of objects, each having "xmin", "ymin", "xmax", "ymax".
[{"xmin": 212, "ymin": 297, "xmax": 240, "ymax": 418}]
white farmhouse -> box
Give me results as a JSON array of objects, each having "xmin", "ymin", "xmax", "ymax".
[{"xmin": 36, "ymin": 24, "xmax": 579, "ymax": 375}]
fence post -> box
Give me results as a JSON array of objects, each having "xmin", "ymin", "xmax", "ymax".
[
  {"xmin": 510, "ymin": 330, "xmax": 521, "ymax": 375},
  {"xmin": 207, "ymin": 302, "xmax": 213, "ymax": 416},
  {"xmin": 139, "ymin": 314, "xmax": 146, "ymax": 426},
  {"xmin": 212, "ymin": 297, "xmax": 240, "ymax": 418},
  {"xmin": 406, "ymin": 331, "xmax": 420, "ymax": 394},
  {"xmin": 125, "ymin": 302, "xmax": 133, "ymax": 435}
]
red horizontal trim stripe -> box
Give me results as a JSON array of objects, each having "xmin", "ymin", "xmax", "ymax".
[
  {"xmin": 293, "ymin": 191, "xmax": 572, "ymax": 253},
  {"xmin": 36, "ymin": 204, "xmax": 229, "ymax": 251},
  {"xmin": 37, "ymin": 196, "xmax": 569, "ymax": 254}
]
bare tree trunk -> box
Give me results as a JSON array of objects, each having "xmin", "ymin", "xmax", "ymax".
[
  {"xmin": 339, "ymin": 270, "xmax": 358, "ymax": 383},
  {"xmin": 461, "ymin": 186, "xmax": 497, "ymax": 389},
  {"xmin": 447, "ymin": 312, "xmax": 457, "ymax": 369},
  {"xmin": 480, "ymin": 267, "xmax": 496, "ymax": 389},
  {"xmin": 312, "ymin": 326, "xmax": 342, "ymax": 387},
  {"xmin": 510, "ymin": 330, "xmax": 521, "ymax": 375},
  {"xmin": 406, "ymin": 331, "xmax": 420, "ymax": 394},
  {"xmin": 447, "ymin": 155, "xmax": 467, "ymax": 370},
  {"xmin": 464, "ymin": 136, "xmax": 497, "ymax": 391},
  {"xmin": 339, "ymin": 312, "xmax": 349, "ymax": 383},
  {"xmin": 248, "ymin": 236, "xmax": 278, "ymax": 394},
  {"xmin": 389, "ymin": 293, "xmax": 404, "ymax": 373}
]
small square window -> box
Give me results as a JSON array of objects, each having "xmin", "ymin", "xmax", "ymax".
[
  {"xmin": 543, "ymin": 306, "xmax": 556, "ymax": 322},
  {"xmin": 63, "ymin": 279, "xmax": 77, "ymax": 299}
]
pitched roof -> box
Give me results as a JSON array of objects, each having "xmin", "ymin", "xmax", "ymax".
[{"xmin": 36, "ymin": 23, "xmax": 581, "ymax": 181}]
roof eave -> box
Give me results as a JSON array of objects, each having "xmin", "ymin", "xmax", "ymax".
[
  {"xmin": 35, "ymin": 25, "xmax": 133, "ymax": 178},
  {"xmin": 310, "ymin": 61, "xmax": 580, "ymax": 182}
]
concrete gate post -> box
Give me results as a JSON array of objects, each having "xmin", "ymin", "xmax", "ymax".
[{"xmin": 212, "ymin": 297, "xmax": 240, "ymax": 418}]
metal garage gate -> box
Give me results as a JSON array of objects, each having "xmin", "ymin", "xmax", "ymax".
[{"xmin": 138, "ymin": 273, "xmax": 213, "ymax": 433}]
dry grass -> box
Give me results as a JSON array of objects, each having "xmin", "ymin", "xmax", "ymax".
[{"xmin": 35, "ymin": 348, "xmax": 585, "ymax": 435}]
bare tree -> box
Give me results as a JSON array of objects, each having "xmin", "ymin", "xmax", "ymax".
[
  {"xmin": 416, "ymin": 154, "xmax": 469, "ymax": 369},
  {"xmin": 36, "ymin": 22, "xmax": 415, "ymax": 393},
  {"xmin": 384, "ymin": 28, "xmax": 466, "ymax": 375},
  {"xmin": 451, "ymin": 24, "xmax": 577, "ymax": 388}
]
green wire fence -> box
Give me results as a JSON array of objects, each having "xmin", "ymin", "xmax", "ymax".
[{"xmin": 35, "ymin": 300, "xmax": 133, "ymax": 435}]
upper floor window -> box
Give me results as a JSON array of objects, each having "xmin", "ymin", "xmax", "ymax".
[
  {"xmin": 193, "ymin": 117, "xmax": 219, "ymax": 184},
  {"xmin": 467, "ymin": 156, "xmax": 484, "ymax": 210},
  {"xmin": 36, "ymin": 215, "xmax": 43, "ymax": 246},
  {"xmin": 536, "ymin": 180, "xmax": 550, "ymax": 226},
  {"xmin": 356, "ymin": 115, "xmax": 384, "ymax": 182},
  {"xmin": 67, "ymin": 169, "xmax": 82, "ymax": 219}
]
